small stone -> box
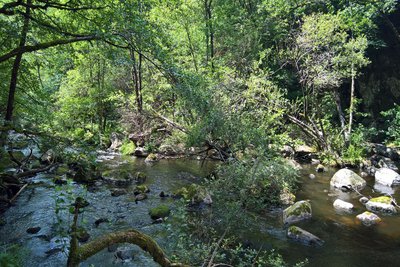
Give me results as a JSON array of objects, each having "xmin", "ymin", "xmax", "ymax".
[
  {"xmin": 53, "ymin": 177, "xmax": 67, "ymax": 185},
  {"xmin": 360, "ymin": 172, "xmax": 368, "ymax": 178},
  {"xmin": 311, "ymin": 159, "xmax": 321, "ymax": 165},
  {"xmin": 359, "ymin": 197, "xmax": 369, "ymax": 204},
  {"xmin": 108, "ymin": 244, "xmax": 118, "ymax": 252},
  {"xmin": 159, "ymin": 191, "xmax": 169, "ymax": 198},
  {"xmin": 203, "ymin": 194, "xmax": 213, "ymax": 205},
  {"xmin": 316, "ymin": 164, "xmax": 325, "ymax": 172},
  {"xmin": 111, "ymin": 188, "xmax": 127, "ymax": 197},
  {"xmin": 95, "ymin": 218, "xmax": 109, "ymax": 227},
  {"xmin": 116, "ymin": 247, "xmax": 134, "ymax": 261},
  {"xmin": 356, "ymin": 211, "xmax": 381, "ymax": 226},
  {"xmin": 77, "ymin": 228, "xmax": 90, "ymax": 242},
  {"xmin": 135, "ymin": 193, "xmax": 148, "ymax": 202},
  {"xmin": 309, "ymin": 174, "xmax": 316, "ymax": 179},
  {"xmin": 333, "ymin": 199, "xmax": 354, "ymax": 211},
  {"xmin": 27, "ymin": 227, "xmax": 41, "ymax": 234}
]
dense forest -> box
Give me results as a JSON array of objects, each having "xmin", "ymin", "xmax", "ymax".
[{"xmin": 1, "ymin": 0, "xmax": 400, "ymax": 266}]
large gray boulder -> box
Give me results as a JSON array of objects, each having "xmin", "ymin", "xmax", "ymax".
[
  {"xmin": 375, "ymin": 168, "xmax": 400, "ymax": 187},
  {"xmin": 365, "ymin": 196, "xmax": 397, "ymax": 214},
  {"xmin": 287, "ymin": 226, "xmax": 324, "ymax": 246},
  {"xmin": 330, "ymin": 169, "xmax": 366, "ymax": 190},
  {"xmin": 283, "ymin": 200, "xmax": 312, "ymax": 225}
]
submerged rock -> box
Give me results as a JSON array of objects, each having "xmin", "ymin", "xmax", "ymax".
[
  {"xmin": 333, "ymin": 199, "xmax": 354, "ymax": 212},
  {"xmin": 149, "ymin": 205, "xmax": 170, "ymax": 220},
  {"xmin": 330, "ymin": 169, "xmax": 366, "ymax": 191},
  {"xmin": 116, "ymin": 247, "xmax": 134, "ymax": 261},
  {"xmin": 283, "ymin": 200, "xmax": 312, "ymax": 225},
  {"xmin": 111, "ymin": 188, "xmax": 127, "ymax": 197},
  {"xmin": 135, "ymin": 172, "xmax": 147, "ymax": 184},
  {"xmin": 287, "ymin": 226, "xmax": 324, "ymax": 246},
  {"xmin": 365, "ymin": 196, "xmax": 397, "ymax": 214},
  {"xmin": 26, "ymin": 227, "xmax": 41, "ymax": 234},
  {"xmin": 76, "ymin": 228, "xmax": 90, "ymax": 242},
  {"xmin": 135, "ymin": 185, "xmax": 150, "ymax": 194},
  {"xmin": 356, "ymin": 211, "xmax": 381, "ymax": 226},
  {"xmin": 375, "ymin": 168, "xmax": 400, "ymax": 187},
  {"xmin": 95, "ymin": 218, "xmax": 109, "ymax": 227},
  {"xmin": 135, "ymin": 193, "xmax": 148, "ymax": 202}
]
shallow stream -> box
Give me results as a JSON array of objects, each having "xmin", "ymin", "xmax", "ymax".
[{"xmin": 1, "ymin": 154, "xmax": 400, "ymax": 267}]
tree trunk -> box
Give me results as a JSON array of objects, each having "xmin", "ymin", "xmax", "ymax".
[
  {"xmin": 347, "ymin": 64, "xmax": 355, "ymax": 142},
  {"xmin": 4, "ymin": 0, "xmax": 31, "ymax": 122},
  {"xmin": 333, "ymin": 88, "xmax": 348, "ymax": 143},
  {"xmin": 204, "ymin": 0, "xmax": 214, "ymax": 70}
]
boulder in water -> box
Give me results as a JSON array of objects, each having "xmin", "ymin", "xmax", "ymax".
[
  {"xmin": 111, "ymin": 188, "xmax": 127, "ymax": 197},
  {"xmin": 135, "ymin": 193, "xmax": 147, "ymax": 202},
  {"xmin": 283, "ymin": 200, "xmax": 312, "ymax": 225},
  {"xmin": 333, "ymin": 199, "xmax": 354, "ymax": 212},
  {"xmin": 356, "ymin": 211, "xmax": 381, "ymax": 226},
  {"xmin": 316, "ymin": 164, "xmax": 325, "ymax": 172},
  {"xmin": 134, "ymin": 147, "xmax": 148, "ymax": 157},
  {"xmin": 145, "ymin": 153, "xmax": 158, "ymax": 163},
  {"xmin": 365, "ymin": 196, "xmax": 397, "ymax": 214},
  {"xmin": 375, "ymin": 168, "xmax": 400, "ymax": 187},
  {"xmin": 330, "ymin": 169, "xmax": 366, "ymax": 191},
  {"xmin": 287, "ymin": 226, "xmax": 324, "ymax": 246},
  {"xmin": 26, "ymin": 227, "xmax": 41, "ymax": 234},
  {"xmin": 149, "ymin": 205, "xmax": 170, "ymax": 220}
]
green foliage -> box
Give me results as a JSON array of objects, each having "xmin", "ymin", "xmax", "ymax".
[
  {"xmin": 0, "ymin": 244, "xmax": 25, "ymax": 267},
  {"xmin": 212, "ymin": 157, "xmax": 298, "ymax": 212},
  {"xmin": 119, "ymin": 140, "xmax": 136, "ymax": 155},
  {"xmin": 381, "ymin": 105, "xmax": 400, "ymax": 146},
  {"xmin": 166, "ymin": 202, "xmax": 308, "ymax": 267}
]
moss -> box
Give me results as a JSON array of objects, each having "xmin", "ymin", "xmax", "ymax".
[
  {"xmin": 135, "ymin": 172, "xmax": 147, "ymax": 183},
  {"xmin": 136, "ymin": 185, "xmax": 150, "ymax": 193},
  {"xmin": 286, "ymin": 201, "xmax": 311, "ymax": 217},
  {"xmin": 288, "ymin": 226, "xmax": 301, "ymax": 235},
  {"xmin": 369, "ymin": 196, "xmax": 392, "ymax": 205},
  {"xmin": 149, "ymin": 205, "xmax": 170, "ymax": 220},
  {"xmin": 120, "ymin": 141, "xmax": 136, "ymax": 155}
]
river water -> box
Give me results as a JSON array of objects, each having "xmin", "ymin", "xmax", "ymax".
[{"xmin": 1, "ymin": 154, "xmax": 399, "ymax": 267}]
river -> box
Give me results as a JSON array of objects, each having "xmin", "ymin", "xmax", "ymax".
[{"xmin": 0, "ymin": 153, "xmax": 399, "ymax": 266}]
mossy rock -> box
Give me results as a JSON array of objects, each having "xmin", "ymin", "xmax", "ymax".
[
  {"xmin": 172, "ymin": 187, "xmax": 189, "ymax": 199},
  {"xmin": 356, "ymin": 211, "xmax": 382, "ymax": 226},
  {"xmin": 366, "ymin": 196, "xmax": 397, "ymax": 214},
  {"xmin": 135, "ymin": 185, "xmax": 150, "ymax": 194},
  {"xmin": 283, "ymin": 200, "xmax": 312, "ymax": 225},
  {"xmin": 76, "ymin": 227, "xmax": 90, "ymax": 242},
  {"xmin": 145, "ymin": 153, "xmax": 158, "ymax": 163},
  {"xmin": 287, "ymin": 226, "xmax": 324, "ymax": 246},
  {"xmin": 135, "ymin": 172, "xmax": 147, "ymax": 184},
  {"xmin": 149, "ymin": 205, "xmax": 170, "ymax": 220}
]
